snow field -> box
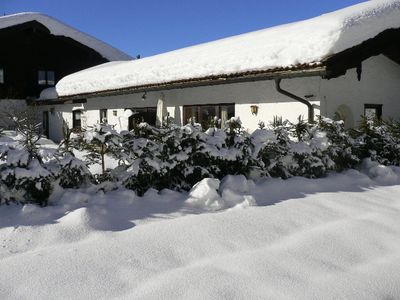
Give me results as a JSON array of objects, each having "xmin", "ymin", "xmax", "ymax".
[{"xmin": 1, "ymin": 165, "xmax": 400, "ymax": 299}]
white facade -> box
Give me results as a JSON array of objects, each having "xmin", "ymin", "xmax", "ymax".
[
  {"xmin": 321, "ymin": 55, "xmax": 400, "ymax": 128},
  {"xmin": 41, "ymin": 55, "xmax": 400, "ymax": 142}
]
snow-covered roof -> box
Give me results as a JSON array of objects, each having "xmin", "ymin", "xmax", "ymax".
[
  {"xmin": 0, "ymin": 12, "xmax": 132, "ymax": 61},
  {"xmin": 55, "ymin": 0, "xmax": 400, "ymax": 98}
]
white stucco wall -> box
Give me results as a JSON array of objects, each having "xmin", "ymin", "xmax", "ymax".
[
  {"xmin": 320, "ymin": 55, "xmax": 400, "ymax": 128},
  {"xmin": 40, "ymin": 54, "xmax": 400, "ymax": 142}
]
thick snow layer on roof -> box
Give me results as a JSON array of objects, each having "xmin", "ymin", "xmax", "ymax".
[
  {"xmin": 55, "ymin": 0, "xmax": 400, "ymax": 98},
  {"xmin": 0, "ymin": 12, "xmax": 131, "ymax": 61}
]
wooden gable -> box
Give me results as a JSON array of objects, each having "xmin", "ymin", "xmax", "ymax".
[{"xmin": 0, "ymin": 21, "xmax": 108, "ymax": 99}]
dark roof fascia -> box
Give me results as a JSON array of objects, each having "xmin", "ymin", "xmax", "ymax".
[{"xmin": 34, "ymin": 100, "xmax": 67, "ymax": 106}]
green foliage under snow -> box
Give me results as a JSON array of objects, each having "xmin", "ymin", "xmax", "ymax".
[{"xmin": 1, "ymin": 115, "xmax": 400, "ymax": 204}]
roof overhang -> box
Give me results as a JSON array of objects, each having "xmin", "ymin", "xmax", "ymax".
[
  {"xmin": 47, "ymin": 65, "xmax": 326, "ymax": 103},
  {"xmin": 36, "ymin": 26, "xmax": 400, "ymax": 105}
]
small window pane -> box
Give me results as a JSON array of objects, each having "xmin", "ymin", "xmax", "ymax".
[
  {"xmin": 183, "ymin": 106, "xmax": 198, "ymax": 124},
  {"xmin": 38, "ymin": 70, "xmax": 46, "ymax": 85},
  {"xmin": 227, "ymin": 104, "xmax": 235, "ymax": 119},
  {"xmin": 47, "ymin": 71, "xmax": 55, "ymax": 85},
  {"xmin": 73, "ymin": 110, "xmax": 82, "ymax": 130},
  {"xmin": 200, "ymin": 106, "xmax": 218, "ymax": 128},
  {"xmin": 364, "ymin": 104, "xmax": 382, "ymax": 121},
  {"xmin": 100, "ymin": 109, "xmax": 108, "ymax": 123},
  {"xmin": 0, "ymin": 68, "xmax": 4, "ymax": 83}
]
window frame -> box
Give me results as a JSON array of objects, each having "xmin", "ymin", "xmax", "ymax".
[
  {"xmin": 72, "ymin": 110, "xmax": 82, "ymax": 130},
  {"xmin": 126, "ymin": 107, "xmax": 157, "ymax": 130},
  {"xmin": 364, "ymin": 104, "xmax": 383, "ymax": 121},
  {"xmin": 38, "ymin": 70, "xmax": 56, "ymax": 86},
  {"xmin": 183, "ymin": 103, "xmax": 235, "ymax": 128},
  {"xmin": 99, "ymin": 109, "xmax": 108, "ymax": 123},
  {"xmin": 47, "ymin": 71, "xmax": 55, "ymax": 86}
]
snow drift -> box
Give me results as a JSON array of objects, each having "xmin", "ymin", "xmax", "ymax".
[{"xmin": 1, "ymin": 169, "xmax": 400, "ymax": 299}]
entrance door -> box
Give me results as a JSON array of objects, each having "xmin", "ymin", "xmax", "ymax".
[{"xmin": 42, "ymin": 111, "xmax": 49, "ymax": 138}]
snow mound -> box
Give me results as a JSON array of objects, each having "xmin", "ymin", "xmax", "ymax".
[
  {"xmin": 186, "ymin": 176, "xmax": 257, "ymax": 211},
  {"xmin": 361, "ymin": 158, "xmax": 400, "ymax": 185},
  {"xmin": 0, "ymin": 12, "xmax": 131, "ymax": 61},
  {"xmin": 186, "ymin": 178, "xmax": 223, "ymax": 210},
  {"xmin": 55, "ymin": 0, "xmax": 400, "ymax": 97},
  {"xmin": 39, "ymin": 87, "xmax": 58, "ymax": 100},
  {"xmin": 220, "ymin": 174, "xmax": 255, "ymax": 194}
]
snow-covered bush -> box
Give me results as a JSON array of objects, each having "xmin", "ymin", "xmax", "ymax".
[
  {"xmin": 0, "ymin": 149, "xmax": 53, "ymax": 206},
  {"xmin": 117, "ymin": 123, "xmax": 168, "ymax": 195},
  {"xmin": 10, "ymin": 110, "xmax": 42, "ymax": 159},
  {"xmin": 58, "ymin": 119, "xmax": 80, "ymax": 156},
  {"xmin": 51, "ymin": 120, "xmax": 92, "ymax": 189},
  {"xmin": 115, "ymin": 119, "xmax": 257, "ymax": 194},
  {"xmin": 51, "ymin": 154, "xmax": 91, "ymax": 189},
  {"xmin": 2, "ymin": 112, "xmax": 400, "ymax": 203},
  {"xmin": 201, "ymin": 117, "xmax": 257, "ymax": 180},
  {"xmin": 254, "ymin": 117, "xmax": 331, "ymax": 179},
  {"xmin": 81, "ymin": 123, "xmax": 122, "ymax": 176},
  {"xmin": 351, "ymin": 117, "xmax": 400, "ymax": 166},
  {"xmin": 0, "ymin": 109, "xmax": 54, "ymax": 205},
  {"xmin": 316, "ymin": 117, "xmax": 359, "ymax": 171}
]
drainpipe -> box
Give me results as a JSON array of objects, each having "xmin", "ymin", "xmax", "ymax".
[{"xmin": 274, "ymin": 78, "xmax": 314, "ymax": 123}]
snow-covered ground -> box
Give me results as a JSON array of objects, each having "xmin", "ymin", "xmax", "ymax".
[{"xmin": 1, "ymin": 159, "xmax": 400, "ymax": 299}]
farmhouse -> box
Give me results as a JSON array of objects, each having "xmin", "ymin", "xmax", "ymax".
[
  {"xmin": 0, "ymin": 12, "xmax": 131, "ymax": 130},
  {"xmin": 39, "ymin": 0, "xmax": 400, "ymax": 141}
]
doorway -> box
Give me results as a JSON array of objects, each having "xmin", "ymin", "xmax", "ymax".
[{"xmin": 42, "ymin": 111, "xmax": 49, "ymax": 138}]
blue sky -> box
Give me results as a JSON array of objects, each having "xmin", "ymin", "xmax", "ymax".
[{"xmin": 1, "ymin": 0, "xmax": 366, "ymax": 57}]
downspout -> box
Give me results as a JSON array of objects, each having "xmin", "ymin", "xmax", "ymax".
[{"xmin": 274, "ymin": 78, "xmax": 314, "ymax": 123}]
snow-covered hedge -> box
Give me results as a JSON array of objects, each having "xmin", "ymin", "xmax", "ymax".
[
  {"xmin": 109, "ymin": 119, "xmax": 257, "ymax": 195},
  {"xmin": 1, "ymin": 116, "xmax": 400, "ymax": 204}
]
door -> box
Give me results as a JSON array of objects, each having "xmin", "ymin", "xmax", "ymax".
[{"xmin": 42, "ymin": 111, "xmax": 49, "ymax": 138}]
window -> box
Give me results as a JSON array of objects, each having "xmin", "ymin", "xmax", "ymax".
[
  {"xmin": 0, "ymin": 68, "xmax": 4, "ymax": 84},
  {"xmin": 183, "ymin": 103, "xmax": 235, "ymax": 129},
  {"xmin": 47, "ymin": 71, "xmax": 55, "ymax": 86},
  {"xmin": 38, "ymin": 70, "xmax": 56, "ymax": 86},
  {"xmin": 99, "ymin": 109, "xmax": 108, "ymax": 123},
  {"xmin": 364, "ymin": 104, "xmax": 382, "ymax": 121},
  {"xmin": 72, "ymin": 110, "xmax": 82, "ymax": 130},
  {"xmin": 38, "ymin": 71, "xmax": 46, "ymax": 85},
  {"xmin": 127, "ymin": 107, "xmax": 157, "ymax": 130}
]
